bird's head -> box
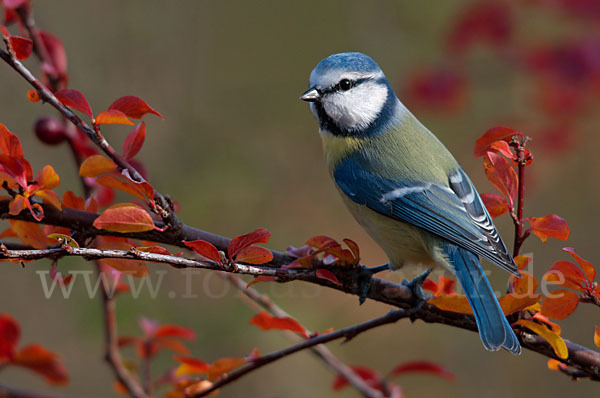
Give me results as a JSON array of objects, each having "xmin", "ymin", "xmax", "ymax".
[{"xmin": 300, "ymin": 52, "xmax": 398, "ymax": 137}]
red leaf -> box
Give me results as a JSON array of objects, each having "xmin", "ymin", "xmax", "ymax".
[
  {"xmin": 61, "ymin": 190, "xmax": 85, "ymax": 210},
  {"xmin": 174, "ymin": 356, "xmax": 210, "ymax": 376},
  {"xmin": 95, "ymin": 109, "xmax": 133, "ymax": 126},
  {"xmin": 39, "ymin": 31, "xmax": 67, "ymax": 78},
  {"xmin": 246, "ymin": 275, "xmax": 276, "ymax": 288},
  {"xmin": 483, "ymin": 151, "xmax": 518, "ymax": 204},
  {"xmin": 235, "ymin": 245, "xmax": 273, "ymax": 264},
  {"xmin": 389, "ymin": 360, "xmax": 455, "ymax": 381},
  {"xmin": 0, "ymin": 122, "xmax": 24, "ymax": 158},
  {"xmin": 315, "ymin": 269, "xmax": 342, "ymax": 286},
  {"xmin": 135, "ymin": 245, "xmax": 172, "ymax": 256},
  {"xmin": 0, "ymin": 313, "xmax": 20, "ymax": 360},
  {"xmin": 423, "ymin": 276, "xmax": 456, "ymax": 296},
  {"xmin": 122, "ymin": 122, "xmax": 146, "ymax": 160},
  {"xmin": 93, "ymin": 204, "xmax": 156, "ymax": 233},
  {"xmin": 562, "ymin": 247, "xmax": 595, "ymax": 282},
  {"xmin": 541, "ymin": 289, "xmax": 580, "ymax": 320},
  {"xmin": 228, "ymin": 228, "xmax": 271, "ymax": 259},
  {"xmin": 13, "ymin": 344, "xmax": 69, "ymax": 385},
  {"xmin": 480, "ymin": 193, "xmax": 509, "ymax": 218},
  {"xmin": 488, "ymin": 140, "xmax": 514, "ymax": 159},
  {"xmin": 9, "ymin": 35, "xmax": 32, "ymax": 60},
  {"xmin": 249, "ymin": 312, "xmax": 308, "ymax": 338},
  {"xmin": 543, "ymin": 260, "xmax": 587, "ymax": 291},
  {"xmin": 332, "ymin": 365, "xmax": 382, "ymax": 391},
  {"xmin": 306, "ymin": 235, "xmax": 339, "ymax": 250},
  {"xmin": 108, "ymin": 96, "xmax": 163, "ymax": 120},
  {"xmin": 55, "ymin": 89, "xmax": 93, "ymax": 119},
  {"xmin": 474, "ymin": 126, "xmax": 521, "ymax": 157},
  {"xmin": 528, "ymin": 214, "xmax": 570, "ymax": 243},
  {"xmin": 342, "ymin": 238, "xmax": 360, "ymax": 263},
  {"xmin": 183, "ymin": 240, "xmax": 221, "ymax": 264},
  {"xmin": 155, "ymin": 324, "xmax": 196, "ymax": 340}
]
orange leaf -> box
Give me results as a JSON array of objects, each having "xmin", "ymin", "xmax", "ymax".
[
  {"xmin": 516, "ymin": 319, "xmax": 568, "ymax": 359},
  {"xmin": 35, "ymin": 190, "xmax": 62, "ymax": 211},
  {"xmin": 183, "ymin": 240, "xmax": 221, "ymax": 264},
  {"xmin": 96, "ymin": 175, "xmax": 148, "ymax": 202},
  {"xmin": 95, "ymin": 109, "xmax": 134, "ymax": 126},
  {"xmin": 33, "ymin": 164, "xmax": 60, "ymax": 189},
  {"xmin": 10, "ymin": 35, "xmax": 32, "ymax": 60},
  {"xmin": 0, "ymin": 313, "xmax": 20, "ymax": 360},
  {"xmin": 315, "ymin": 269, "xmax": 341, "ymax": 286},
  {"xmin": 543, "ymin": 260, "xmax": 587, "ymax": 291},
  {"xmin": 136, "ymin": 245, "xmax": 172, "ymax": 256},
  {"xmin": 484, "ymin": 151, "xmax": 517, "ymax": 203},
  {"xmin": 61, "ymin": 191, "xmax": 85, "ymax": 210},
  {"xmin": 55, "ymin": 89, "xmax": 93, "ymax": 119},
  {"xmin": 306, "ymin": 235, "xmax": 338, "ymax": 250},
  {"xmin": 8, "ymin": 194, "xmax": 28, "ymax": 216},
  {"xmin": 514, "ymin": 255, "xmax": 532, "ymax": 271},
  {"xmin": 155, "ymin": 324, "xmax": 196, "ymax": 340},
  {"xmin": 594, "ymin": 327, "xmax": 600, "ymax": 349},
  {"xmin": 528, "ymin": 215, "xmax": 570, "ymax": 243},
  {"xmin": 249, "ymin": 312, "xmax": 308, "ymax": 338},
  {"xmin": 541, "ymin": 289, "xmax": 579, "ymax": 320},
  {"xmin": 499, "ymin": 293, "xmax": 541, "ymax": 315},
  {"xmin": 157, "ymin": 339, "xmax": 190, "ymax": 356},
  {"xmin": 13, "ymin": 344, "xmax": 69, "ymax": 385},
  {"xmin": 562, "ymin": 247, "xmax": 595, "ymax": 283},
  {"xmin": 122, "ymin": 122, "xmax": 146, "ymax": 160},
  {"xmin": 246, "ymin": 275, "xmax": 276, "ymax": 288},
  {"xmin": 10, "ymin": 220, "xmax": 48, "ymax": 249},
  {"xmin": 510, "ymin": 272, "xmax": 538, "ymax": 296},
  {"xmin": 228, "ymin": 228, "xmax": 270, "ymax": 259},
  {"xmin": 480, "ymin": 193, "xmax": 509, "ymax": 218},
  {"xmin": 79, "ymin": 155, "xmax": 117, "ymax": 177},
  {"xmin": 207, "ymin": 357, "xmax": 245, "ymax": 381},
  {"xmin": 235, "ymin": 246, "xmax": 273, "ymax": 264},
  {"xmin": 95, "ymin": 236, "xmax": 148, "ymax": 277},
  {"xmin": 531, "ymin": 312, "xmax": 561, "ymax": 334},
  {"xmin": 108, "ymin": 96, "xmax": 163, "ymax": 120},
  {"xmin": 547, "ymin": 359, "xmax": 568, "ymax": 372},
  {"xmin": 428, "ymin": 294, "xmax": 473, "ymax": 314},
  {"xmin": 474, "ymin": 126, "xmax": 521, "ymax": 157},
  {"xmin": 389, "ymin": 360, "xmax": 455, "ymax": 381},
  {"xmin": 174, "ymin": 356, "xmax": 210, "ymax": 376},
  {"xmin": 93, "ymin": 204, "xmax": 156, "ymax": 233}
]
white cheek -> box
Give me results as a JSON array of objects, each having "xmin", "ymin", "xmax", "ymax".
[{"xmin": 323, "ymin": 82, "xmax": 388, "ymax": 130}]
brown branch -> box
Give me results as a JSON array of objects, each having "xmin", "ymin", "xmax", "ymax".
[
  {"xmin": 224, "ymin": 274, "xmax": 385, "ymax": 398},
  {"xmin": 96, "ymin": 263, "xmax": 149, "ymax": 398},
  {"xmin": 191, "ymin": 309, "xmax": 411, "ymax": 397},
  {"xmin": 0, "ymin": 48, "xmax": 180, "ymax": 231}
]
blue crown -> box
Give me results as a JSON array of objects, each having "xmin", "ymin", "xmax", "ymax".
[{"xmin": 313, "ymin": 52, "xmax": 381, "ymax": 74}]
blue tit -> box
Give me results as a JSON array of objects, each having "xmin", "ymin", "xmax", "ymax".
[{"xmin": 300, "ymin": 52, "xmax": 521, "ymax": 355}]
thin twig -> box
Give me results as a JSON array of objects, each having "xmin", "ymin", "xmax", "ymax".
[
  {"xmin": 96, "ymin": 264, "xmax": 149, "ymax": 398},
  {"xmin": 224, "ymin": 274, "xmax": 384, "ymax": 398},
  {"xmin": 191, "ymin": 309, "xmax": 411, "ymax": 397}
]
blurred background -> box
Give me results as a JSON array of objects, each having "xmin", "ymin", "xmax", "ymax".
[{"xmin": 1, "ymin": 0, "xmax": 599, "ymax": 397}]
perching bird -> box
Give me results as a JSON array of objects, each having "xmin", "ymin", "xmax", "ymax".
[{"xmin": 300, "ymin": 52, "xmax": 521, "ymax": 354}]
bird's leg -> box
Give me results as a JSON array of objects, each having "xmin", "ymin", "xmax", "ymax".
[
  {"xmin": 357, "ymin": 263, "xmax": 390, "ymax": 305},
  {"xmin": 401, "ymin": 268, "xmax": 432, "ymax": 313}
]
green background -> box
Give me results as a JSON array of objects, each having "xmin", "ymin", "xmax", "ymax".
[{"xmin": 1, "ymin": 1, "xmax": 599, "ymax": 397}]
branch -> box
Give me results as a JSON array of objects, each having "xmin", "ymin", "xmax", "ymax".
[
  {"xmin": 96, "ymin": 264, "xmax": 149, "ymax": 398},
  {"xmin": 3, "ymin": 241, "xmax": 599, "ymax": 382},
  {"xmin": 192, "ymin": 309, "xmax": 412, "ymax": 397},
  {"xmin": 224, "ymin": 274, "xmax": 385, "ymax": 398}
]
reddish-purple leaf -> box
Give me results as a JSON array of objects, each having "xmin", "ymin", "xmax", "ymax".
[
  {"xmin": 108, "ymin": 96, "xmax": 163, "ymax": 120},
  {"xmin": 55, "ymin": 89, "xmax": 93, "ymax": 119},
  {"xmin": 474, "ymin": 126, "xmax": 521, "ymax": 157},
  {"xmin": 122, "ymin": 122, "xmax": 146, "ymax": 160},
  {"xmin": 39, "ymin": 31, "xmax": 67, "ymax": 78},
  {"xmin": 480, "ymin": 193, "xmax": 509, "ymax": 218},
  {"xmin": 484, "ymin": 151, "xmax": 518, "ymax": 204},
  {"xmin": 9, "ymin": 35, "xmax": 32, "ymax": 60},
  {"xmin": 183, "ymin": 240, "xmax": 221, "ymax": 264},
  {"xmin": 228, "ymin": 228, "xmax": 271, "ymax": 259},
  {"xmin": 235, "ymin": 246, "xmax": 273, "ymax": 264},
  {"xmin": 315, "ymin": 269, "xmax": 342, "ymax": 286},
  {"xmin": 389, "ymin": 360, "xmax": 456, "ymax": 381}
]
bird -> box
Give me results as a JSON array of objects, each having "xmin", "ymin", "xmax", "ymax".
[{"xmin": 300, "ymin": 52, "xmax": 521, "ymax": 354}]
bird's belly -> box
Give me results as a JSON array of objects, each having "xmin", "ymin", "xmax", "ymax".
[{"xmin": 340, "ymin": 194, "xmax": 438, "ymax": 272}]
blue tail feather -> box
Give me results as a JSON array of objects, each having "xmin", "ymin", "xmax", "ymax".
[{"xmin": 443, "ymin": 243, "xmax": 521, "ymax": 355}]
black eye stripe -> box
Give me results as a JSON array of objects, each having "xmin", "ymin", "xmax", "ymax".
[{"xmin": 320, "ymin": 77, "xmax": 372, "ymax": 95}]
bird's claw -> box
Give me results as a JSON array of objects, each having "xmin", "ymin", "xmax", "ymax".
[
  {"xmin": 401, "ymin": 268, "xmax": 432, "ymax": 314},
  {"xmin": 356, "ymin": 264, "xmax": 390, "ymax": 305}
]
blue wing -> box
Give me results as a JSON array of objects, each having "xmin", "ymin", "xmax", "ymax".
[{"xmin": 333, "ymin": 154, "xmax": 519, "ymax": 275}]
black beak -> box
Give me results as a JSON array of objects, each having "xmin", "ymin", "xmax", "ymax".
[{"xmin": 300, "ymin": 87, "xmax": 320, "ymax": 102}]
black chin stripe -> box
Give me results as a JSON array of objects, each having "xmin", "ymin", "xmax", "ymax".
[{"xmin": 316, "ymin": 80, "xmax": 396, "ymax": 138}]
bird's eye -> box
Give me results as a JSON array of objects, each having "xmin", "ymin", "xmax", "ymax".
[{"xmin": 339, "ymin": 79, "xmax": 352, "ymax": 91}]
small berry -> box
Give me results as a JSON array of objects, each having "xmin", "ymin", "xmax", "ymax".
[{"xmin": 34, "ymin": 116, "xmax": 67, "ymax": 145}]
